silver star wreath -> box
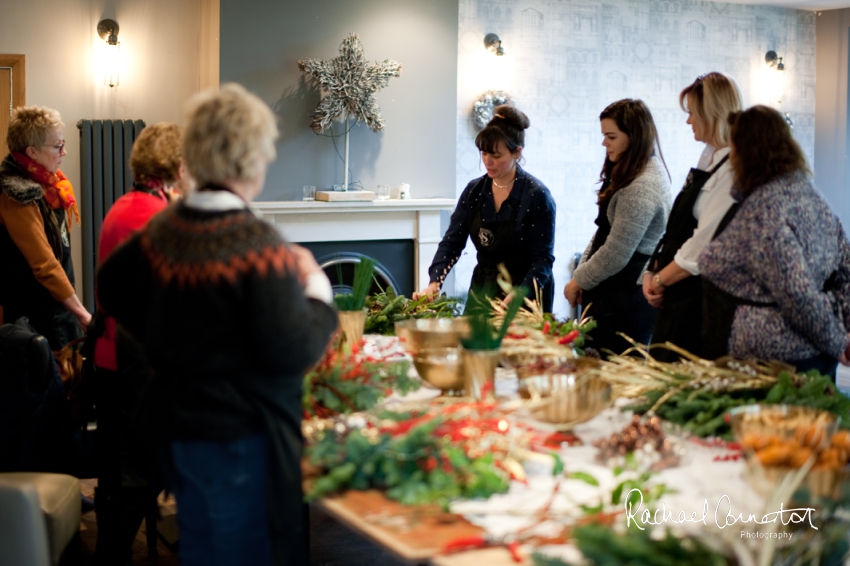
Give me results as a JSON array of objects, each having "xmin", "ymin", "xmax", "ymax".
[{"xmin": 297, "ymin": 34, "xmax": 402, "ymax": 134}]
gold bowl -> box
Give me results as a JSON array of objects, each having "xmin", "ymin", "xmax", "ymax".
[
  {"xmin": 395, "ymin": 318, "xmax": 469, "ymax": 357},
  {"xmin": 729, "ymin": 404, "xmax": 838, "ymax": 447},
  {"xmin": 523, "ymin": 375, "xmax": 611, "ymax": 428},
  {"xmin": 412, "ymin": 347, "xmax": 465, "ymax": 393}
]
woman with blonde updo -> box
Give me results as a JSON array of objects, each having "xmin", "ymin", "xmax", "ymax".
[
  {"xmin": 415, "ymin": 104, "xmax": 556, "ymax": 311},
  {"xmin": 0, "ymin": 106, "xmax": 90, "ymax": 348}
]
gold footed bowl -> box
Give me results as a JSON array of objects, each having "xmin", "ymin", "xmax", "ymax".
[
  {"xmin": 395, "ymin": 318, "xmax": 469, "ymax": 356},
  {"xmin": 412, "ymin": 347, "xmax": 465, "ymax": 395}
]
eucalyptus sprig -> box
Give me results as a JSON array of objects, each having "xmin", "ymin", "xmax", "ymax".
[{"xmin": 334, "ymin": 257, "xmax": 377, "ymax": 311}]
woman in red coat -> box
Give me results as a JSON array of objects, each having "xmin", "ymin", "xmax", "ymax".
[{"xmin": 92, "ymin": 122, "xmax": 187, "ymax": 565}]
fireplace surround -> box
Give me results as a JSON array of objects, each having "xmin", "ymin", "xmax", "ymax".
[{"xmin": 253, "ymin": 199, "xmax": 456, "ymax": 295}]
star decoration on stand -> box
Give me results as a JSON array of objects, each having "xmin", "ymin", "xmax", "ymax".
[{"xmin": 297, "ymin": 33, "xmax": 401, "ymax": 134}]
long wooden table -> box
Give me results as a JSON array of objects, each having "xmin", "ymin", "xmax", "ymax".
[{"xmin": 316, "ymin": 490, "xmax": 490, "ymax": 565}]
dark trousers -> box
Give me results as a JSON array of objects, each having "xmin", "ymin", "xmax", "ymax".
[
  {"xmin": 169, "ymin": 434, "xmax": 272, "ymax": 566},
  {"xmin": 94, "ymin": 367, "xmax": 157, "ymax": 565},
  {"xmin": 584, "ymin": 284, "xmax": 656, "ymax": 358}
]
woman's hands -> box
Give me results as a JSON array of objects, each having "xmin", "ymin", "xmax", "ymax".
[
  {"xmin": 563, "ymin": 279, "xmax": 582, "ymax": 308},
  {"xmin": 63, "ymin": 294, "xmax": 92, "ymax": 330},
  {"xmin": 643, "ymin": 272, "xmax": 664, "ymax": 308},
  {"xmin": 413, "ymin": 282, "xmax": 441, "ymax": 301}
]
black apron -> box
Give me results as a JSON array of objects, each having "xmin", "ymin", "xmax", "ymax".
[
  {"xmin": 702, "ymin": 206, "xmax": 840, "ymax": 379},
  {"xmin": 581, "ymin": 196, "xmax": 655, "ymax": 358},
  {"xmin": 468, "ymin": 184, "xmax": 553, "ymax": 312},
  {"xmin": 700, "ymin": 203, "xmax": 777, "ymax": 359},
  {"xmin": 648, "ymin": 155, "xmax": 729, "ymax": 361}
]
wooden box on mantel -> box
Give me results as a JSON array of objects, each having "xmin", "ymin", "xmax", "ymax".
[{"xmin": 315, "ymin": 190, "xmax": 376, "ymax": 202}]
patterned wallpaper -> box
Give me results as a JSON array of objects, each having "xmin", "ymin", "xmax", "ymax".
[{"xmin": 454, "ymin": 0, "xmax": 816, "ymax": 317}]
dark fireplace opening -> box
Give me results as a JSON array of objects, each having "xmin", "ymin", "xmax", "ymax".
[{"xmin": 299, "ymin": 240, "xmax": 415, "ymax": 298}]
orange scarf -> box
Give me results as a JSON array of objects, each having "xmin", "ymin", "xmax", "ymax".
[{"xmin": 11, "ymin": 152, "xmax": 81, "ymax": 227}]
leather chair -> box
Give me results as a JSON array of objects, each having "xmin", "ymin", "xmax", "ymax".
[{"xmin": 0, "ymin": 473, "xmax": 81, "ymax": 566}]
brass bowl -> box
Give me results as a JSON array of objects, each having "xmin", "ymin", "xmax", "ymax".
[
  {"xmin": 523, "ymin": 375, "xmax": 611, "ymax": 428},
  {"xmin": 395, "ymin": 318, "xmax": 469, "ymax": 357},
  {"xmin": 413, "ymin": 347, "xmax": 465, "ymax": 393},
  {"xmin": 729, "ymin": 404, "xmax": 838, "ymax": 447}
]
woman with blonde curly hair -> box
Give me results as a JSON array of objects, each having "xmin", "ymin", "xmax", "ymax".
[
  {"xmin": 0, "ymin": 105, "xmax": 90, "ymax": 348},
  {"xmin": 97, "ymin": 84, "xmax": 338, "ymax": 566},
  {"xmin": 643, "ymin": 72, "xmax": 743, "ymax": 361}
]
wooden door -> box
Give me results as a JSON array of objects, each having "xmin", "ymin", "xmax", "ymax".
[{"xmin": 0, "ymin": 55, "xmax": 25, "ymax": 158}]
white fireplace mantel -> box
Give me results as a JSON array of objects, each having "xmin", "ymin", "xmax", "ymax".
[{"xmin": 253, "ymin": 198, "xmax": 456, "ymax": 290}]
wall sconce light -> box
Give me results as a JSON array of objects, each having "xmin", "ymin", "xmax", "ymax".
[
  {"xmin": 764, "ymin": 50, "xmax": 785, "ymax": 106},
  {"xmin": 97, "ymin": 19, "xmax": 120, "ymax": 87},
  {"xmin": 484, "ymin": 33, "xmax": 505, "ymax": 56},
  {"xmin": 765, "ymin": 50, "xmax": 785, "ymax": 70}
]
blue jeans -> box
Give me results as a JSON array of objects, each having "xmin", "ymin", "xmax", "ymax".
[{"xmin": 169, "ymin": 434, "xmax": 271, "ymax": 566}]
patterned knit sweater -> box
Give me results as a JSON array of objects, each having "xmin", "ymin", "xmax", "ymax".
[
  {"xmin": 574, "ymin": 156, "xmax": 672, "ymax": 289},
  {"xmin": 699, "ymin": 171, "xmax": 850, "ymax": 361},
  {"xmin": 96, "ymin": 193, "xmax": 338, "ymax": 440}
]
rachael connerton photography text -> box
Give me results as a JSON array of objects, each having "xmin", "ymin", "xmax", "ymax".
[{"xmin": 624, "ymin": 489, "xmax": 817, "ymax": 531}]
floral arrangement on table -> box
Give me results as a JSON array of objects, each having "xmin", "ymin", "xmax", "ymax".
[
  {"xmin": 489, "ymin": 272, "xmax": 598, "ymax": 361},
  {"xmin": 593, "ymin": 341, "xmax": 850, "ymax": 439},
  {"xmin": 302, "ymin": 343, "xmax": 418, "ymax": 418},
  {"xmin": 304, "ymin": 400, "xmax": 532, "ymax": 506},
  {"xmin": 363, "ymin": 287, "xmax": 462, "ymax": 335}
]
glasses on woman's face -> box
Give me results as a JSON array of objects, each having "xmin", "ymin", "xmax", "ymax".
[{"xmin": 43, "ymin": 140, "xmax": 66, "ymax": 152}]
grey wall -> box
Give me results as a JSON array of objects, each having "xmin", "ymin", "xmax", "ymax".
[
  {"xmin": 220, "ymin": 0, "xmax": 458, "ymax": 200},
  {"xmin": 455, "ymin": 0, "xmax": 817, "ymax": 317},
  {"xmin": 816, "ymin": 9, "xmax": 850, "ymax": 226}
]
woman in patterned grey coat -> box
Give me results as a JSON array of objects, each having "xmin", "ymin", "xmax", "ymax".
[{"xmin": 699, "ymin": 105, "xmax": 850, "ymax": 379}]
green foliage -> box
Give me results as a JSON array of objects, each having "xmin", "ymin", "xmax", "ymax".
[
  {"xmin": 303, "ymin": 353, "xmax": 418, "ymax": 417},
  {"xmin": 627, "ymin": 370, "xmax": 850, "ymax": 439},
  {"xmin": 766, "ymin": 371, "xmax": 850, "ymax": 429},
  {"xmin": 334, "ymin": 257, "xmax": 377, "ymax": 311},
  {"xmin": 363, "ymin": 287, "xmax": 461, "ymax": 335},
  {"xmin": 626, "ymin": 388, "xmax": 766, "ymax": 439},
  {"xmin": 564, "ymin": 524, "xmax": 728, "ymax": 566},
  {"xmin": 305, "ymin": 418, "xmax": 510, "ymax": 507},
  {"xmin": 461, "ymin": 286, "xmax": 528, "ymax": 350}
]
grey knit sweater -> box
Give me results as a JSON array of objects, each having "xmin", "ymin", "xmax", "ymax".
[{"xmin": 574, "ymin": 156, "xmax": 672, "ymax": 289}]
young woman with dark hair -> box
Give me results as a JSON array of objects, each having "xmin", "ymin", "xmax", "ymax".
[
  {"xmin": 564, "ymin": 99, "xmax": 672, "ymax": 357},
  {"xmin": 699, "ymin": 105, "xmax": 850, "ymax": 380},
  {"xmin": 643, "ymin": 72, "xmax": 743, "ymax": 361},
  {"xmin": 414, "ymin": 105, "xmax": 557, "ymax": 311}
]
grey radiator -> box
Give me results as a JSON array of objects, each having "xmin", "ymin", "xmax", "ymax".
[{"xmin": 76, "ymin": 119, "xmax": 146, "ymax": 310}]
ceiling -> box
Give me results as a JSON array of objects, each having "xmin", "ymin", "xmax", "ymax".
[{"xmin": 729, "ymin": 0, "xmax": 850, "ymax": 10}]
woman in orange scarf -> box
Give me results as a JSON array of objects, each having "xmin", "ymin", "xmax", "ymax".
[{"xmin": 0, "ymin": 105, "xmax": 90, "ymax": 349}]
